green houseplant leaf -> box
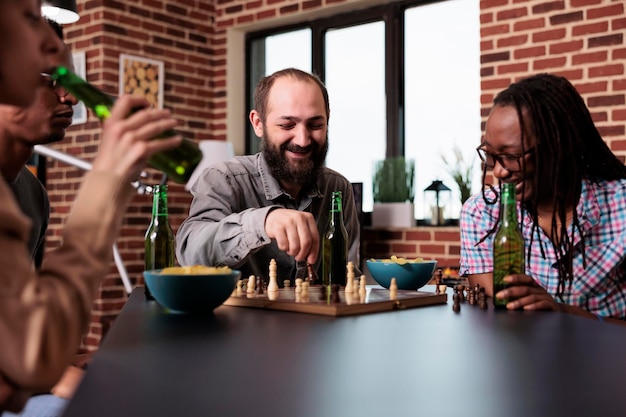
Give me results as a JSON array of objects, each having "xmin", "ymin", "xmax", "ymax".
[{"xmin": 372, "ymin": 157, "xmax": 415, "ymax": 203}]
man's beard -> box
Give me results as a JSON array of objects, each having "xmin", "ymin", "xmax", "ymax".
[{"xmin": 261, "ymin": 131, "xmax": 329, "ymax": 188}]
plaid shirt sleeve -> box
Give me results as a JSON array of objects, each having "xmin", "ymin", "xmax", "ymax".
[{"xmin": 459, "ymin": 190, "xmax": 499, "ymax": 276}]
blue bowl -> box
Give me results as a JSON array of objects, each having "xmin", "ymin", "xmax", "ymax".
[
  {"xmin": 366, "ymin": 259, "xmax": 437, "ymax": 290},
  {"xmin": 143, "ymin": 269, "xmax": 241, "ymax": 313}
]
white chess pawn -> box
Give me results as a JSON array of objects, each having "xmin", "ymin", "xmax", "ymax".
[
  {"xmin": 235, "ymin": 280, "xmax": 243, "ymax": 296},
  {"xmin": 295, "ymin": 278, "xmax": 303, "ymax": 293},
  {"xmin": 389, "ymin": 277, "xmax": 398, "ymax": 300},
  {"xmin": 359, "ymin": 275, "xmax": 366, "ymax": 292},
  {"xmin": 246, "ymin": 274, "xmax": 256, "ymax": 293},
  {"xmin": 301, "ymin": 281, "xmax": 310, "ymax": 299}
]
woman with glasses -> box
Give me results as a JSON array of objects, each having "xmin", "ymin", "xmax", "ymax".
[
  {"xmin": 0, "ymin": 0, "xmax": 182, "ymax": 413},
  {"xmin": 460, "ymin": 73, "xmax": 626, "ymax": 324}
]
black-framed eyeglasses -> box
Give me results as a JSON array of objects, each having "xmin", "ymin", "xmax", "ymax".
[
  {"xmin": 40, "ymin": 73, "xmax": 69, "ymax": 98},
  {"xmin": 476, "ymin": 144, "xmax": 534, "ymax": 172}
]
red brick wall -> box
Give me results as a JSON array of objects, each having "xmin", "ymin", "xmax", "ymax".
[
  {"xmin": 48, "ymin": 0, "xmax": 625, "ymax": 350},
  {"xmin": 480, "ymin": 0, "xmax": 626, "ymax": 157},
  {"xmin": 362, "ymin": 226, "xmax": 461, "ymax": 268}
]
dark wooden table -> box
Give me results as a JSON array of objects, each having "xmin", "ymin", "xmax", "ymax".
[{"xmin": 63, "ymin": 287, "xmax": 626, "ymax": 417}]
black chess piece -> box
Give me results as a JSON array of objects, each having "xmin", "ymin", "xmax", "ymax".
[
  {"xmin": 319, "ymin": 285, "xmax": 327, "ymax": 301},
  {"xmin": 468, "ymin": 287, "xmax": 476, "ymax": 305},
  {"xmin": 452, "ymin": 287, "xmax": 461, "ymax": 312},
  {"xmin": 478, "ymin": 287, "xmax": 487, "ymax": 310},
  {"xmin": 456, "ymin": 285, "xmax": 465, "ymax": 302},
  {"xmin": 331, "ymin": 284, "xmax": 341, "ymax": 303}
]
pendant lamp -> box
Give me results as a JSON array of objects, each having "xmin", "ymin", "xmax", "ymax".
[{"xmin": 42, "ymin": 0, "xmax": 80, "ymax": 24}]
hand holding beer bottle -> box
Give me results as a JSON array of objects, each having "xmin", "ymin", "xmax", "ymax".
[{"xmin": 50, "ymin": 66, "xmax": 202, "ymax": 184}]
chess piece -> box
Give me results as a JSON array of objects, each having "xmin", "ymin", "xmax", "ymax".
[
  {"xmin": 267, "ymin": 259, "xmax": 279, "ymax": 291},
  {"xmin": 468, "ymin": 287, "xmax": 476, "ymax": 305},
  {"xmin": 345, "ymin": 262, "xmax": 355, "ymax": 293},
  {"xmin": 330, "ymin": 284, "xmax": 341, "ymax": 303},
  {"xmin": 301, "ymin": 281, "xmax": 310, "ymax": 301},
  {"xmin": 435, "ymin": 268, "xmax": 443, "ymax": 285},
  {"xmin": 268, "ymin": 289, "xmax": 278, "ymax": 300},
  {"xmin": 478, "ymin": 287, "xmax": 487, "ymax": 310},
  {"xmin": 295, "ymin": 278, "xmax": 303, "ymax": 293},
  {"xmin": 452, "ymin": 287, "xmax": 461, "ymax": 312},
  {"xmin": 306, "ymin": 263, "xmax": 317, "ymax": 284},
  {"xmin": 358, "ymin": 275, "xmax": 367, "ymax": 302},
  {"xmin": 256, "ymin": 276, "xmax": 264, "ymax": 295},
  {"xmin": 456, "ymin": 285, "xmax": 465, "ymax": 302},
  {"xmin": 235, "ymin": 279, "xmax": 243, "ymax": 296},
  {"xmin": 319, "ymin": 285, "xmax": 328, "ymax": 301},
  {"xmin": 389, "ymin": 277, "xmax": 398, "ymax": 300},
  {"xmin": 246, "ymin": 275, "xmax": 256, "ymax": 293},
  {"xmin": 283, "ymin": 279, "xmax": 291, "ymax": 289}
]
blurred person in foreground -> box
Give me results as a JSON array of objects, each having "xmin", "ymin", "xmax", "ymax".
[
  {"xmin": 0, "ymin": 0, "xmax": 182, "ymax": 413},
  {"xmin": 176, "ymin": 68, "xmax": 361, "ymax": 283},
  {"xmin": 0, "ymin": 20, "xmax": 88, "ymax": 417},
  {"xmin": 460, "ymin": 73, "xmax": 626, "ymax": 324}
]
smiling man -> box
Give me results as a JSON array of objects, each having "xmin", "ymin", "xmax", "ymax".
[{"xmin": 177, "ymin": 68, "xmax": 361, "ymax": 283}]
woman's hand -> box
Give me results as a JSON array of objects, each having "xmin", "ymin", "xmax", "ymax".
[
  {"xmin": 91, "ymin": 95, "xmax": 182, "ymax": 184},
  {"xmin": 496, "ymin": 273, "xmax": 563, "ymax": 311}
]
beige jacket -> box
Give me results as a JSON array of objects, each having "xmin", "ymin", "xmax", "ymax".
[{"xmin": 0, "ymin": 170, "xmax": 134, "ymax": 412}]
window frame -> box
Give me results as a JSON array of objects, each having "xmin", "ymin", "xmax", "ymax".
[{"xmin": 244, "ymin": 0, "xmax": 442, "ymax": 156}]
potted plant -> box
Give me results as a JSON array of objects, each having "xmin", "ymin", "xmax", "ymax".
[
  {"xmin": 371, "ymin": 157, "xmax": 416, "ymax": 228},
  {"xmin": 440, "ymin": 145, "xmax": 475, "ymax": 205}
]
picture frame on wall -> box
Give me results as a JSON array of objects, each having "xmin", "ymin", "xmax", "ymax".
[
  {"xmin": 119, "ymin": 54, "xmax": 164, "ymax": 109},
  {"xmin": 71, "ymin": 51, "xmax": 87, "ymax": 125}
]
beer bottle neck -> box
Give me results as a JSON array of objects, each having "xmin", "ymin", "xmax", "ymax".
[
  {"xmin": 152, "ymin": 186, "xmax": 169, "ymax": 218},
  {"xmin": 51, "ymin": 66, "xmax": 115, "ymax": 119},
  {"xmin": 500, "ymin": 183, "xmax": 518, "ymax": 226},
  {"xmin": 329, "ymin": 192, "xmax": 343, "ymax": 224}
]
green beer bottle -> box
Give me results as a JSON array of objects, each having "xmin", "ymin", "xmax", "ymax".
[
  {"xmin": 322, "ymin": 191, "xmax": 348, "ymax": 287},
  {"xmin": 493, "ymin": 182, "xmax": 525, "ymax": 309},
  {"xmin": 144, "ymin": 184, "xmax": 176, "ymax": 300},
  {"xmin": 50, "ymin": 66, "xmax": 202, "ymax": 184}
]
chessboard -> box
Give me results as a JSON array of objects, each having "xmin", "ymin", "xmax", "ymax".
[{"xmin": 224, "ymin": 287, "xmax": 447, "ymax": 317}]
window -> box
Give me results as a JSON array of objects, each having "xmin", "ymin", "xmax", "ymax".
[{"xmin": 246, "ymin": 0, "xmax": 480, "ymax": 221}]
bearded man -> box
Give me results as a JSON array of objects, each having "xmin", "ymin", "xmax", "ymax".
[{"xmin": 176, "ymin": 68, "xmax": 361, "ymax": 283}]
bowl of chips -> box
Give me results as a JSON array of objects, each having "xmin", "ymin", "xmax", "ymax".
[
  {"xmin": 143, "ymin": 266, "xmax": 241, "ymax": 313},
  {"xmin": 366, "ymin": 256, "xmax": 437, "ymax": 291}
]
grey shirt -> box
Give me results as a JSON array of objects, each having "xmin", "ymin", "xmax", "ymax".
[
  {"xmin": 176, "ymin": 153, "xmax": 361, "ymax": 284},
  {"xmin": 8, "ymin": 167, "xmax": 50, "ymax": 268}
]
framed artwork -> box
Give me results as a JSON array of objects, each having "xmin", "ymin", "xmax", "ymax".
[
  {"xmin": 71, "ymin": 51, "xmax": 87, "ymax": 125},
  {"xmin": 119, "ymin": 54, "xmax": 164, "ymax": 109}
]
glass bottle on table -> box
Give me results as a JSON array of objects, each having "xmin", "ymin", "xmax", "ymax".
[
  {"xmin": 49, "ymin": 66, "xmax": 202, "ymax": 184},
  {"xmin": 144, "ymin": 184, "xmax": 175, "ymax": 300},
  {"xmin": 492, "ymin": 182, "xmax": 525, "ymax": 309},
  {"xmin": 322, "ymin": 191, "xmax": 348, "ymax": 287}
]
